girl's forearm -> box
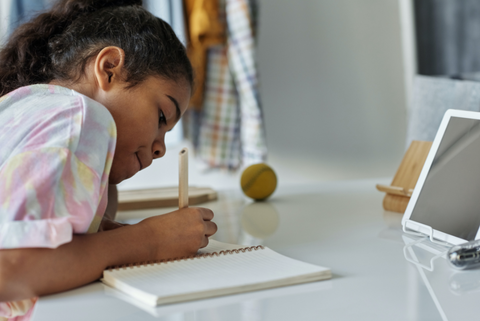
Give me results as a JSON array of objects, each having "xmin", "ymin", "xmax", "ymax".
[
  {"xmin": 0, "ymin": 207, "xmax": 216, "ymax": 302},
  {"xmin": 0, "ymin": 223, "xmax": 151, "ymax": 302}
]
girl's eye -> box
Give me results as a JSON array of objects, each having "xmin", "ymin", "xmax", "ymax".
[{"xmin": 159, "ymin": 110, "xmax": 166, "ymax": 127}]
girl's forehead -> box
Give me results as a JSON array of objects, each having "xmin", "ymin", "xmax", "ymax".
[
  {"xmin": 141, "ymin": 75, "xmax": 189, "ymax": 90},
  {"xmin": 142, "ymin": 76, "xmax": 191, "ymax": 111}
]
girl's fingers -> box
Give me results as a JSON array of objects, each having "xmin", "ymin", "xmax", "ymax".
[
  {"xmin": 200, "ymin": 236, "xmax": 209, "ymax": 248},
  {"xmin": 200, "ymin": 208, "xmax": 214, "ymax": 221},
  {"xmin": 204, "ymin": 221, "xmax": 217, "ymax": 237}
]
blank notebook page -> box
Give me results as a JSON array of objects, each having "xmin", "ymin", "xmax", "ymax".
[{"xmin": 103, "ymin": 240, "xmax": 330, "ymax": 305}]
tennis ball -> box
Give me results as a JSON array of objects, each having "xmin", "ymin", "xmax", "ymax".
[{"xmin": 240, "ymin": 163, "xmax": 277, "ymax": 200}]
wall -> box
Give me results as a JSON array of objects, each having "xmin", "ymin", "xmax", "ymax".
[{"xmin": 257, "ymin": 0, "xmax": 410, "ymax": 181}]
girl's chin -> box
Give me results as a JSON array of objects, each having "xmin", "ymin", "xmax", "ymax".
[
  {"xmin": 109, "ymin": 171, "xmax": 136, "ymax": 184},
  {"xmin": 108, "ymin": 168, "xmax": 133, "ymax": 184},
  {"xmin": 108, "ymin": 173, "xmax": 123, "ymax": 185},
  {"xmin": 109, "ymin": 155, "xmax": 141, "ymax": 184}
]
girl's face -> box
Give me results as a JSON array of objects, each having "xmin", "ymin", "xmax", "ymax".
[{"xmin": 97, "ymin": 76, "xmax": 191, "ymax": 184}]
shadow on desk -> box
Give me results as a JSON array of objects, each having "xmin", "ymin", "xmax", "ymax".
[
  {"xmin": 103, "ymin": 281, "xmax": 332, "ymax": 318},
  {"xmin": 33, "ymin": 280, "xmax": 332, "ymax": 321}
]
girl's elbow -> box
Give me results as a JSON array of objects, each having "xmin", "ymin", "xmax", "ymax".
[{"xmin": 0, "ymin": 250, "xmax": 34, "ymax": 302}]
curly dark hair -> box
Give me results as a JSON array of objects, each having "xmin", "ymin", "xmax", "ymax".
[{"xmin": 0, "ymin": 0, "xmax": 193, "ymax": 96}]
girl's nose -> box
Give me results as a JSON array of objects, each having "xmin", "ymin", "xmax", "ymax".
[{"xmin": 152, "ymin": 138, "xmax": 166, "ymax": 159}]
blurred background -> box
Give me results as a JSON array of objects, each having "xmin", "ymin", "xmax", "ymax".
[
  {"xmin": 122, "ymin": 0, "xmax": 413, "ymax": 190},
  {"xmin": 5, "ymin": 0, "xmax": 480, "ymax": 191}
]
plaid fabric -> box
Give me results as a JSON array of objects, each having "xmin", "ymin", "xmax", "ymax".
[
  {"xmin": 197, "ymin": 45, "xmax": 242, "ymax": 169},
  {"xmin": 226, "ymin": 0, "xmax": 266, "ymax": 165},
  {"xmin": 187, "ymin": 0, "xmax": 267, "ymax": 170}
]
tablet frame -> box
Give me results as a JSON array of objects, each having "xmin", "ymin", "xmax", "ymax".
[{"xmin": 402, "ymin": 109, "xmax": 480, "ymax": 245}]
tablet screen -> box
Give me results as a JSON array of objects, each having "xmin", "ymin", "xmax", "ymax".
[{"xmin": 410, "ymin": 117, "xmax": 480, "ymax": 241}]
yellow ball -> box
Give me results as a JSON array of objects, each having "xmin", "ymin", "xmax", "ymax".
[{"xmin": 240, "ymin": 163, "xmax": 277, "ymax": 200}]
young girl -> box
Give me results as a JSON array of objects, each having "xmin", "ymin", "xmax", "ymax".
[{"xmin": 0, "ymin": 0, "xmax": 217, "ymax": 319}]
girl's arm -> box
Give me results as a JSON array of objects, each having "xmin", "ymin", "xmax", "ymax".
[{"xmin": 0, "ymin": 207, "xmax": 216, "ymax": 302}]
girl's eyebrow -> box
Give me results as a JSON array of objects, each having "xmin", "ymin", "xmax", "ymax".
[{"xmin": 166, "ymin": 95, "xmax": 181, "ymax": 122}]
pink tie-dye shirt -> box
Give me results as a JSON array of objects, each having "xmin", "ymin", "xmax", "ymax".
[{"xmin": 0, "ymin": 84, "xmax": 117, "ymax": 320}]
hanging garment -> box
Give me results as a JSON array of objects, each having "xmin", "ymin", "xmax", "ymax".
[
  {"xmin": 190, "ymin": 0, "xmax": 266, "ymax": 170},
  {"xmin": 225, "ymin": 0, "xmax": 266, "ymax": 167},
  {"xmin": 196, "ymin": 45, "xmax": 242, "ymax": 169},
  {"xmin": 184, "ymin": 0, "xmax": 226, "ymax": 111}
]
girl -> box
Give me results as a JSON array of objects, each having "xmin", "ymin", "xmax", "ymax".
[{"xmin": 0, "ymin": 0, "xmax": 217, "ymax": 319}]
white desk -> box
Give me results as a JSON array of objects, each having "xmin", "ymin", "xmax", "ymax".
[{"xmin": 32, "ymin": 179, "xmax": 479, "ymax": 320}]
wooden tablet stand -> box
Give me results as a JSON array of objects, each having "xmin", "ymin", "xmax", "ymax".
[{"xmin": 376, "ymin": 140, "xmax": 432, "ymax": 213}]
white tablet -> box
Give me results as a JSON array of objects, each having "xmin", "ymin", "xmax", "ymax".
[{"xmin": 402, "ymin": 109, "xmax": 480, "ymax": 245}]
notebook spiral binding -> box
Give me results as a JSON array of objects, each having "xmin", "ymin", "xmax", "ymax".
[{"xmin": 108, "ymin": 245, "xmax": 265, "ymax": 271}]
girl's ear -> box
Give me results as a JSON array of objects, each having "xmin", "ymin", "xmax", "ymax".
[{"xmin": 94, "ymin": 46, "xmax": 126, "ymax": 91}]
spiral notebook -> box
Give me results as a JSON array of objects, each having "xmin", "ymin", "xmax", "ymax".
[{"xmin": 102, "ymin": 240, "xmax": 331, "ymax": 306}]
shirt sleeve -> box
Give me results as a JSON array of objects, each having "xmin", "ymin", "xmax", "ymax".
[{"xmin": 0, "ymin": 147, "xmax": 105, "ymax": 249}]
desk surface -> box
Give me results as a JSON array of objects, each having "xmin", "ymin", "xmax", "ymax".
[{"xmin": 32, "ymin": 179, "xmax": 478, "ymax": 321}]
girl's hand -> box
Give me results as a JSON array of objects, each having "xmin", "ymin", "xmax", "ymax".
[{"xmin": 138, "ymin": 207, "xmax": 217, "ymax": 260}]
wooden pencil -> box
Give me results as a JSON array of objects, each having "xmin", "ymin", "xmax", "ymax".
[{"xmin": 178, "ymin": 148, "xmax": 189, "ymax": 208}]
